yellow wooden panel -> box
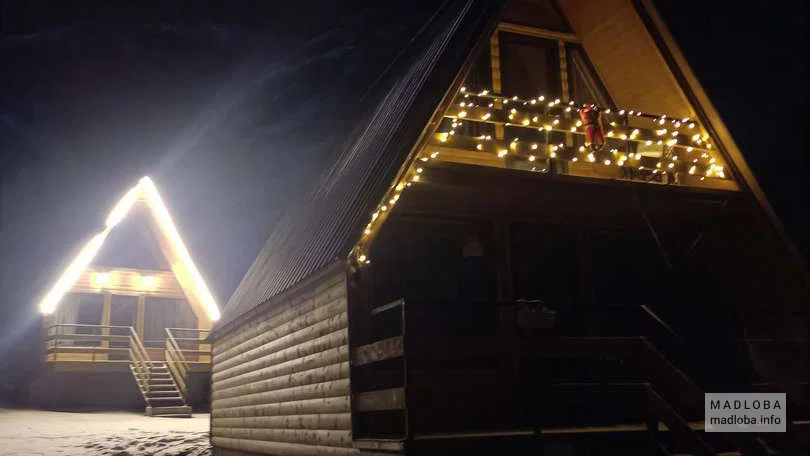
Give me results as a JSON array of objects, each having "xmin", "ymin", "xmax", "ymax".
[
  {"xmin": 72, "ymin": 267, "xmax": 185, "ymax": 299},
  {"xmin": 556, "ymin": 0, "xmax": 691, "ymax": 119}
]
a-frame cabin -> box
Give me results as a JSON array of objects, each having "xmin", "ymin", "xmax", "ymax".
[
  {"xmin": 31, "ymin": 177, "xmax": 219, "ymax": 417},
  {"xmin": 210, "ymin": 1, "xmax": 809, "ymax": 454}
]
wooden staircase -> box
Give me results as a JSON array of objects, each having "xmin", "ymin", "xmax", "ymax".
[{"xmin": 128, "ymin": 327, "xmax": 192, "ymax": 417}]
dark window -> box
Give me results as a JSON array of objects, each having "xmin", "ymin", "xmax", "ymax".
[
  {"xmin": 566, "ymin": 43, "xmax": 613, "ymax": 107},
  {"xmin": 109, "ymin": 295, "xmax": 137, "ymax": 328},
  {"xmin": 500, "ymin": 32, "xmax": 561, "ymax": 99},
  {"xmin": 143, "ymin": 298, "xmax": 196, "ymax": 345},
  {"xmin": 75, "ymin": 293, "xmax": 103, "ymax": 335}
]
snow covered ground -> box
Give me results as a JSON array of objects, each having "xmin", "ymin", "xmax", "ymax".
[{"xmin": 0, "ymin": 409, "xmax": 210, "ymax": 456}]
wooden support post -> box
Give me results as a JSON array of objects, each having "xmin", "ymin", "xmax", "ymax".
[
  {"xmin": 101, "ymin": 293, "xmax": 111, "ymax": 361},
  {"xmin": 136, "ymin": 295, "xmax": 145, "ymax": 339},
  {"xmin": 489, "ymin": 32, "xmax": 505, "ymax": 141}
]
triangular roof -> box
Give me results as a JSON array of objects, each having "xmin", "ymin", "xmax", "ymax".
[
  {"xmin": 38, "ymin": 176, "xmax": 220, "ymax": 322},
  {"xmin": 217, "ymin": 0, "xmax": 804, "ymax": 332}
]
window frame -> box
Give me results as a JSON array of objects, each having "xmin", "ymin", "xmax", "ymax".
[{"xmin": 492, "ymin": 22, "xmax": 612, "ymax": 107}]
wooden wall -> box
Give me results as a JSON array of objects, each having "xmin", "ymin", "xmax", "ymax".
[
  {"xmin": 72, "ymin": 267, "xmax": 185, "ymax": 299},
  {"xmin": 556, "ymin": 0, "xmax": 692, "ymax": 119},
  {"xmin": 211, "ymin": 266, "xmax": 363, "ymax": 456}
]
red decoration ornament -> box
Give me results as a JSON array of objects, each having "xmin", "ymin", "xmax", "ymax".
[{"xmin": 578, "ymin": 104, "xmax": 605, "ymax": 150}]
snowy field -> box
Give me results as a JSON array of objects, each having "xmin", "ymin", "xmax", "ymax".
[{"xmin": 0, "ymin": 409, "xmax": 210, "ymax": 456}]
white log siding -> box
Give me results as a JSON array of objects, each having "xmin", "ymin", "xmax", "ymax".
[{"xmin": 211, "ymin": 268, "xmax": 372, "ymax": 455}]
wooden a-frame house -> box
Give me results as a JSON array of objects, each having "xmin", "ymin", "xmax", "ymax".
[
  {"xmin": 210, "ymin": 1, "xmax": 808, "ymax": 454},
  {"xmin": 31, "ymin": 176, "xmax": 218, "ymax": 416}
]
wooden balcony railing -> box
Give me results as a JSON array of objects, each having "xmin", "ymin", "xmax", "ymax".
[
  {"xmin": 44, "ymin": 324, "xmax": 210, "ymax": 367},
  {"xmin": 45, "ymin": 324, "xmax": 135, "ymax": 362},
  {"xmin": 422, "ymin": 89, "xmax": 738, "ymax": 191}
]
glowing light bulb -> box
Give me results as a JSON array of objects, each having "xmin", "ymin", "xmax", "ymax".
[
  {"xmin": 140, "ymin": 275, "xmax": 157, "ymax": 289},
  {"xmin": 93, "ymin": 272, "xmax": 111, "ymax": 287}
]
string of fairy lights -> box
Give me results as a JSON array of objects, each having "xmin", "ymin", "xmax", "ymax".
[
  {"xmin": 444, "ymin": 87, "xmax": 726, "ymax": 179},
  {"xmin": 351, "ymin": 86, "xmax": 730, "ymax": 267}
]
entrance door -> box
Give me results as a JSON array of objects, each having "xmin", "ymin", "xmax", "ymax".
[{"xmin": 109, "ymin": 295, "xmax": 137, "ymax": 359}]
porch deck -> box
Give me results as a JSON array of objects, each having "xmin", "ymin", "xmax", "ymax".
[{"xmin": 39, "ymin": 324, "xmax": 211, "ymax": 415}]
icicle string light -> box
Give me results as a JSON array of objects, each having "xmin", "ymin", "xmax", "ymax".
[{"xmin": 351, "ymin": 86, "xmax": 729, "ymax": 266}]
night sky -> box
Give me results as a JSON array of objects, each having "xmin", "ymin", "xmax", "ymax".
[{"xmin": 0, "ymin": 1, "xmax": 807, "ymax": 354}]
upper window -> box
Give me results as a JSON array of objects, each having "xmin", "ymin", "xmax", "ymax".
[
  {"xmin": 500, "ymin": 32, "xmax": 562, "ymax": 99},
  {"xmin": 566, "ymin": 43, "xmax": 613, "ymax": 107}
]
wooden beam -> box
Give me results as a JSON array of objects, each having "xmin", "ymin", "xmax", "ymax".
[
  {"xmin": 498, "ymin": 22, "xmax": 581, "ymax": 43},
  {"xmin": 136, "ymin": 295, "xmax": 145, "ymax": 338},
  {"xmin": 354, "ymin": 388, "xmax": 405, "ymax": 412},
  {"xmin": 352, "ymin": 337, "xmax": 404, "ymax": 367},
  {"xmin": 100, "ymin": 293, "xmax": 111, "ymax": 361}
]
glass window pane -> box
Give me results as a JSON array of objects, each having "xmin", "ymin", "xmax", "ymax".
[
  {"xmin": 566, "ymin": 44, "xmax": 612, "ymax": 107},
  {"xmin": 500, "ymin": 33, "xmax": 561, "ymax": 99}
]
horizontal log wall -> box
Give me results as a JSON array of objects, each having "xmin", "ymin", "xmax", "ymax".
[{"xmin": 212, "ymin": 268, "xmax": 365, "ymax": 455}]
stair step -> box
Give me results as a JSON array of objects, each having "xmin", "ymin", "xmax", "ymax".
[
  {"xmin": 146, "ymin": 405, "xmax": 192, "ymax": 417},
  {"xmin": 148, "ymin": 396, "xmax": 184, "ymax": 401},
  {"xmin": 147, "ymin": 391, "xmax": 181, "ymax": 397}
]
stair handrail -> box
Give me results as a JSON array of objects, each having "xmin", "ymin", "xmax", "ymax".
[
  {"xmin": 165, "ymin": 328, "xmax": 189, "ymax": 399},
  {"xmin": 642, "ymin": 384, "xmax": 715, "ymax": 456},
  {"xmin": 635, "ymin": 337, "xmax": 772, "ymax": 456},
  {"xmin": 128, "ymin": 327, "xmax": 152, "ymax": 393}
]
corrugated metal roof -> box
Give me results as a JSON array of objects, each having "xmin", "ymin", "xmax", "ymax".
[{"xmin": 217, "ymin": 0, "xmax": 502, "ymax": 331}]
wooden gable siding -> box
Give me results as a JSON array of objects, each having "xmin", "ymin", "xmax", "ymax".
[
  {"xmin": 211, "ymin": 267, "xmax": 365, "ymax": 455},
  {"xmin": 557, "ymin": 0, "xmax": 692, "ymax": 119},
  {"xmin": 72, "ymin": 267, "xmax": 185, "ymax": 299}
]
